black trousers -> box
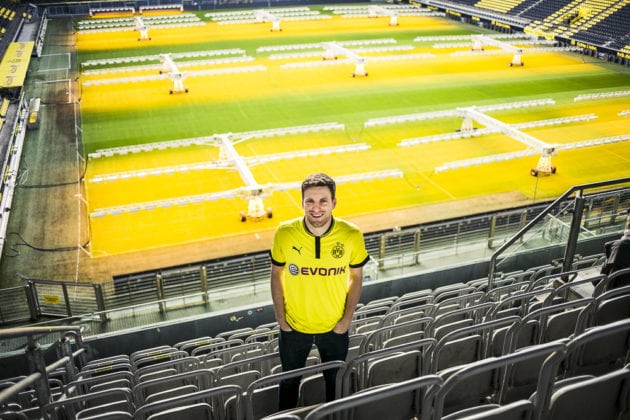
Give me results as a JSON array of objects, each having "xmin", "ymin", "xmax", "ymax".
[{"xmin": 278, "ymin": 328, "xmax": 349, "ymax": 410}]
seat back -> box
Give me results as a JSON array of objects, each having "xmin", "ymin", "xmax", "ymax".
[
  {"xmin": 42, "ymin": 388, "xmax": 134, "ymax": 420},
  {"xmin": 134, "ymin": 385, "xmax": 242, "ymax": 420},
  {"xmin": 435, "ymin": 335, "xmax": 482, "ymax": 373},
  {"xmin": 245, "ymin": 361, "xmax": 346, "ymax": 420},
  {"xmin": 147, "ymin": 402, "xmax": 213, "ymax": 420},
  {"xmin": 565, "ymin": 318, "xmax": 630, "ymax": 377},
  {"xmin": 144, "ymin": 384, "xmax": 199, "ymax": 405},
  {"xmin": 546, "ymin": 367, "xmax": 630, "ymax": 420},
  {"xmin": 342, "ymin": 338, "xmax": 436, "ymax": 395},
  {"xmin": 135, "ymin": 356, "xmax": 200, "ymax": 382},
  {"xmin": 361, "ymin": 317, "xmax": 432, "ymax": 353},
  {"xmin": 76, "ymin": 400, "xmax": 135, "ymax": 419},
  {"xmin": 432, "ymin": 341, "xmax": 566, "ymax": 419},
  {"xmin": 443, "ymin": 399, "xmax": 534, "ymax": 420},
  {"xmin": 431, "ymin": 317, "xmax": 521, "ymax": 373},
  {"xmin": 593, "ymin": 285, "xmax": 630, "ymax": 326},
  {"xmin": 133, "ymin": 369, "xmax": 214, "ymax": 406},
  {"xmin": 366, "ymin": 350, "xmax": 423, "ymax": 388},
  {"xmin": 215, "ymin": 370, "xmax": 261, "ymax": 390},
  {"xmin": 134, "ymin": 351, "xmax": 189, "ymax": 371},
  {"xmin": 298, "ymin": 374, "xmax": 326, "ymax": 407},
  {"xmin": 303, "ymin": 375, "xmax": 442, "ymax": 420}
]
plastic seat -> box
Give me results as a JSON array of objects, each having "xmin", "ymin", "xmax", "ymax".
[
  {"xmin": 430, "ymin": 317, "xmax": 520, "ymax": 373},
  {"xmin": 580, "ymin": 284, "xmax": 630, "ymax": 329},
  {"xmin": 133, "ymin": 369, "xmax": 214, "ymax": 406},
  {"xmin": 66, "ymin": 371, "xmax": 135, "ymax": 397},
  {"xmin": 245, "ymin": 361, "xmax": 346, "ymax": 420},
  {"xmin": 366, "ymin": 350, "xmax": 423, "ymax": 388},
  {"xmin": 428, "ymin": 302, "xmax": 494, "ymax": 340},
  {"xmin": 380, "ymin": 303, "xmax": 435, "ymax": 328},
  {"xmin": 442, "ymin": 399, "xmax": 534, "ymax": 420},
  {"xmin": 147, "ymin": 402, "xmax": 213, "ymax": 420},
  {"xmin": 137, "ymin": 368, "xmax": 177, "ymax": 384},
  {"xmin": 432, "ymin": 341, "xmax": 566, "ymax": 418},
  {"xmin": 303, "ymin": 375, "xmax": 442, "ymax": 420},
  {"xmin": 361, "ymin": 316, "xmax": 432, "ymax": 353},
  {"xmin": 130, "ymin": 346, "xmax": 176, "ymax": 365},
  {"xmin": 82, "ymin": 355, "xmax": 131, "ymax": 371},
  {"xmin": 565, "ymin": 318, "xmax": 630, "ymax": 377},
  {"xmin": 297, "ymin": 374, "xmax": 326, "ymax": 407},
  {"xmin": 134, "ymin": 385, "xmax": 241, "ymax": 420},
  {"xmin": 545, "ymin": 366, "xmax": 630, "ymax": 420},
  {"xmin": 135, "ymin": 356, "xmax": 200, "ymax": 382},
  {"xmin": 41, "ymin": 388, "xmax": 134, "ymax": 420},
  {"xmin": 341, "ymin": 338, "xmax": 436, "ymax": 395},
  {"xmin": 144, "ymin": 384, "xmax": 199, "ymax": 405},
  {"xmin": 76, "ymin": 400, "xmax": 134, "ymax": 419},
  {"xmin": 215, "ymin": 352, "xmax": 281, "ymax": 379},
  {"xmin": 192, "ymin": 338, "xmax": 245, "ymax": 358},
  {"xmin": 134, "ymin": 350, "xmax": 188, "ymax": 371},
  {"xmin": 79, "ymin": 411, "xmax": 134, "ymax": 420},
  {"xmin": 179, "ymin": 337, "xmax": 224, "ymax": 355}
]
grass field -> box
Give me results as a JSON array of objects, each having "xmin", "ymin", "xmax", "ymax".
[{"xmin": 76, "ymin": 8, "xmax": 630, "ymax": 258}]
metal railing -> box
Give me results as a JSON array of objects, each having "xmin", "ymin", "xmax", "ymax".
[
  {"xmin": 2, "ymin": 205, "xmax": 539, "ymax": 325},
  {"xmin": 488, "ymin": 177, "xmax": 630, "ymax": 289},
  {"xmin": 0, "ymin": 326, "xmax": 85, "ymax": 411}
]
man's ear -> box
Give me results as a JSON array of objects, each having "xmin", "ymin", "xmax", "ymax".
[{"xmin": 332, "ymin": 198, "xmax": 337, "ymax": 209}]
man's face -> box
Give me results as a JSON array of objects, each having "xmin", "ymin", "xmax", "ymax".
[{"xmin": 302, "ymin": 186, "xmax": 336, "ymax": 230}]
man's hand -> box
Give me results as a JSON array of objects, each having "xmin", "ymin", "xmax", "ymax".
[
  {"xmin": 333, "ymin": 318, "xmax": 352, "ymax": 334},
  {"xmin": 278, "ymin": 319, "xmax": 293, "ymax": 332}
]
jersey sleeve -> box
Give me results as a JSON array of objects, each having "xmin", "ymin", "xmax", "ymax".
[
  {"xmin": 349, "ymin": 229, "xmax": 370, "ymax": 268},
  {"xmin": 270, "ymin": 225, "xmax": 286, "ymax": 266}
]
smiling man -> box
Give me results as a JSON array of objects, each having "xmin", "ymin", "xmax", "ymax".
[{"xmin": 270, "ymin": 172, "xmax": 369, "ymax": 410}]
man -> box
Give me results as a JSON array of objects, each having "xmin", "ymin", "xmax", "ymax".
[
  {"xmin": 270, "ymin": 173, "xmax": 369, "ymax": 410},
  {"xmin": 601, "ymin": 209, "xmax": 630, "ymax": 288}
]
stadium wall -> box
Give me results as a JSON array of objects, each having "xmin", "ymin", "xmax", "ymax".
[{"xmin": 36, "ymin": 0, "xmax": 366, "ymax": 17}]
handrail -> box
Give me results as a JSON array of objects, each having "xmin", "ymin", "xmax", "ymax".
[
  {"xmin": 0, "ymin": 325, "xmax": 85, "ymax": 407},
  {"xmin": 487, "ymin": 177, "xmax": 630, "ymax": 290},
  {"xmin": 0, "ymin": 372, "xmax": 41, "ymax": 404},
  {"xmin": 0, "ymin": 325, "xmax": 83, "ymax": 341}
]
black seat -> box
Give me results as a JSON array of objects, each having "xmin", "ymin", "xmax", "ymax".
[
  {"xmin": 303, "ymin": 374, "xmax": 443, "ymax": 420},
  {"xmin": 544, "ymin": 366, "xmax": 630, "ymax": 420}
]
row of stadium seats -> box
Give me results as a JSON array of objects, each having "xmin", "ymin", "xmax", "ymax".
[
  {"xmin": 0, "ymin": 0, "xmax": 28, "ymax": 69},
  {"xmin": 445, "ymin": 0, "xmax": 630, "ymax": 52},
  {"xmin": 572, "ymin": 3, "xmax": 630, "ymax": 51},
  {"xmin": 2, "ymin": 262, "xmax": 629, "ymax": 419}
]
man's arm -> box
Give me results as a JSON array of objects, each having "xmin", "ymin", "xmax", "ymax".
[
  {"xmin": 334, "ymin": 266, "xmax": 363, "ymax": 334},
  {"xmin": 270, "ymin": 263, "xmax": 292, "ymax": 331}
]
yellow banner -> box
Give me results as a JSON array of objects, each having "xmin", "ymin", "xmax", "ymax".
[{"xmin": 0, "ymin": 41, "xmax": 33, "ymax": 88}]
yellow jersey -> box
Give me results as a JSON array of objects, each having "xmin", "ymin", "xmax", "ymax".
[{"xmin": 270, "ymin": 217, "xmax": 369, "ymax": 333}]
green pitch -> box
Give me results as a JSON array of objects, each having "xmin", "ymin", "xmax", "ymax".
[{"xmin": 76, "ymin": 9, "xmax": 630, "ymax": 257}]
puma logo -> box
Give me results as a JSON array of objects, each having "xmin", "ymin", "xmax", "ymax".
[{"xmin": 292, "ymin": 246, "xmax": 302, "ymax": 255}]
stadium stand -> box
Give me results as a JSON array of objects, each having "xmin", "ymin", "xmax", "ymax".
[
  {"xmin": 417, "ymin": 0, "xmax": 630, "ymax": 64},
  {"xmin": 573, "ymin": 3, "xmax": 630, "ymax": 51},
  {"xmin": 511, "ymin": 0, "xmax": 576, "ymax": 21},
  {"xmin": 3, "ymin": 266, "xmax": 630, "ymax": 418}
]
